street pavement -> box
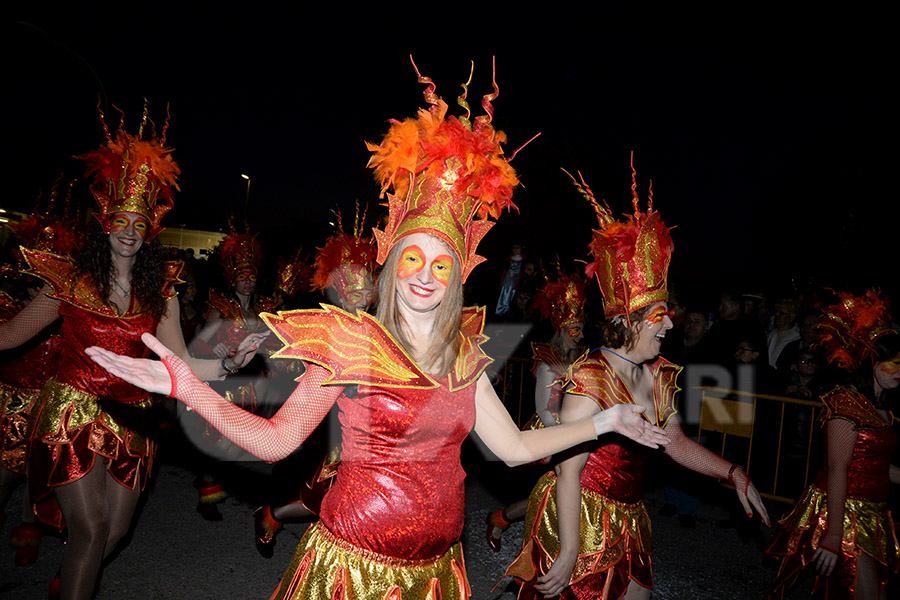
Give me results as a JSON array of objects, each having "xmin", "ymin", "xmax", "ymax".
[{"xmin": 1, "ymin": 438, "xmax": 896, "ymax": 599}]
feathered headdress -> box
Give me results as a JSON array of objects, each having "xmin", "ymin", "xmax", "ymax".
[
  {"xmin": 312, "ymin": 205, "xmax": 377, "ymax": 304},
  {"xmin": 818, "ymin": 289, "xmax": 894, "ymax": 371},
  {"xmin": 567, "ymin": 155, "xmax": 674, "ymax": 320},
  {"xmin": 76, "ymin": 100, "xmax": 179, "ymax": 241},
  {"xmin": 533, "ymin": 266, "xmax": 587, "ymax": 331},
  {"xmin": 220, "ymin": 217, "xmax": 262, "ymax": 281},
  {"xmin": 10, "ymin": 178, "xmax": 83, "ymax": 268},
  {"xmin": 366, "ymin": 57, "xmax": 528, "ymax": 282}
]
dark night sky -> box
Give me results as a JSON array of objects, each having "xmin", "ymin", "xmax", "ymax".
[{"xmin": 6, "ymin": 5, "xmax": 897, "ymax": 308}]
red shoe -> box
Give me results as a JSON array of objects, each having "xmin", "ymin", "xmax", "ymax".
[
  {"xmin": 47, "ymin": 573, "xmax": 60, "ymax": 600},
  {"xmin": 10, "ymin": 523, "xmax": 42, "ymax": 566},
  {"xmin": 254, "ymin": 505, "xmax": 282, "ymax": 558},
  {"xmin": 485, "ymin": 509, "xmax": 511, "ymax": 553}
]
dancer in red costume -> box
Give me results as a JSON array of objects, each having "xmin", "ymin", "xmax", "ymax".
[
  {"xmin": 486, "ymin": 269, "xmax": 588, "ymax": 552},
  {"xmin": 0, "ymin": 105, "xmax": 265, "ymax": 600},
  {"xmin": 86, "ymin": 61, "xmax": 670, "ymax": 599},
  {"xmin": 767, "ymin": 289, "xmax": 900, "ymax": 599},
  {"xmin": 504, "ymin": 165, "xmax": 770, "ymax": 600},
  {"xmin": 255, "ymin": 206, "xmax": 378, "ymax": 556}
]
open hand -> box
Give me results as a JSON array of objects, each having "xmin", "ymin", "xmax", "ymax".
[
  {"xmin": 232, "ymin": 332, "xmax": 270, "ymax": 368},
  {"xmin": 812, "ymin": 534, "xmax": 841, "ymax": 575},
  {"xmin": 86, "ymin": 333, "xmax": 174, "ymax": 396},
  {"xmin": 731, "ymin": 467, "xmax": 771, "ymax": 526},
  {"xmin": 534, "ymin": 551, "xmax": 576, "ymax": 598},
  {"xmin": 595, "ymin": 404, "xmax": 670, "ymax": 449}
]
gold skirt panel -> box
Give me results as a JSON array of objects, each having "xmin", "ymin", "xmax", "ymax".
[
  {"xmin": 0, "ymin": 381, "xmax": 41, "ymax": 473},
  {"xmin": 269, "ymin": 521, "xmax": 470, "ymax": 600}
]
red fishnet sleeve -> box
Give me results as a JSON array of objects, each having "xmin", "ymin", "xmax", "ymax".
[
  {"xmin": 663, "ymin": 417, "xmax": 750, "ymax": 494},
  {"xmin": 0, "ymin": 290, "xmax": 61, "ymax": 351},
  {"xmin": 819, "ymin": 417, "xmax": 857, "ymax": 553},
  {"xmin": 162, "ymin": 354, "xmax": 342, "ymax": 463}
]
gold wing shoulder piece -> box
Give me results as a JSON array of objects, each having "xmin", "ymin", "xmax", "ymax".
[
  {"xmin": 820, "ymin": 387, "xmax": 889, "ymax": 430},
  {"xmin": 261, "ymin": 304, "xmax": 437, "ymax": 389},
  {"xmin": 163, "ymin": 261, "xmax": 185, "ymax": 300},
  {"xmin": 650, "ymin": 356, "xmax": 682, "ymax": 427},
  {"xmin": 449, "ymin": 306, "xmax": 494, "ymax": 391},
  {"xmin": 206, "ymin": 290, "xmax": 244, "ymax": 323},
  {"xmin": 20, "ymin": 248, "xmax": 114, "ymax": 314},
  {"xmin": 568, "ymin": 354, "xmax": 631, "ymax": 409}
]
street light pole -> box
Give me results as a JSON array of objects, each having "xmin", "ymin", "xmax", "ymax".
[{"xmin": 241, "ymin": 174, "xmax": 251, "ymax": 217}]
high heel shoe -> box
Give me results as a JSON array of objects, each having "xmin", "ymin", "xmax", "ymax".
[
  {"xmin": 485, "ymin": 508, "xmax": 510, "ymax": 553},
  {"xmin": 254, "ymin": 505, "xmax": 283, "ymax": 558}
]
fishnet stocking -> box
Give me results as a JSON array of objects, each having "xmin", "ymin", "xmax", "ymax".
[
  {"xmin": 164, "ymin": 355, "xmax": 341, "ymax": 463},
  {"xmin": 820, "ymin": 417, "xmax": 857, "ymax": 553},
  {"xmin": 663, "ymin": 418, "xmax": 750, "ymax": 494},
  {"xmin": 0, "ymin": 290, "xmax": 60, "ymax": 350}
]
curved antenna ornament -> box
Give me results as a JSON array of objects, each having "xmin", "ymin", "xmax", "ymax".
[
  {"xmin": 96, "ymin": 96, "xmax": 112, "ymax": 142},
  {"xmin": 409, "ymin": 55, "xmax": 439, "ymax": 109},
  {"xmin": 507, "ymin": 132, "xmax": 542, "ymax": 162},
  {"xmin": 457, "ymin": 61, "xmax": 475, "ymax": 128},
  {"xmin": 630, "ymin": 151, "xmax": 640, "ymax": 217},
  {"xmin": 161, "ymin": 103, "xmax": 172, "ymax": 145},
  {"xmin": 475, "ymin": 56, "xmax": 499, "ymax": 130},
  {"xmin": 137, "ymin": 98, "xmax": 149, "ymax": 139}
]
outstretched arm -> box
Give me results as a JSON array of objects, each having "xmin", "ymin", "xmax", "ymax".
[
  {"xmin": 663, "ymin": 417, "xmax": 770, "ymax": 526},
  {"xmin": 812, "ymin": 417, "xmax": 856, "ymax": 576},
  {"xmin": 0, "ymin": 288, "xmax": 60, "ymax": 351},
  {"xmin": 473, "ymin": 374, "xmax": 668, "ymax": 467},
  {"xmin": 87, "ymin": 333, "xmax": 341, "ymax": 463}
]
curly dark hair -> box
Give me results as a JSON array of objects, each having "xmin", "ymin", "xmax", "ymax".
[
  {"xmin": 76, "ymin": 221, "xmax": 168, "ymax": 317},
  {"xmin": 599, "ymin": 304, "xmax": 655, "ymax": 351}
]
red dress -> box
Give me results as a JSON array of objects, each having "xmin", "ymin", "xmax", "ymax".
[
  {"xmin": 263, "ymin": 305, "xmax": 492, "ymax": 600},
  {"xmin": 22, "ymin": 249, "xmax": 181, "ymax": 528},
  {"xmin": 766, "ymin": 387, "xmax": 899, "ymax": 599},
  {"xmin": 506, "ymin": 350, "xmax": 680, "ymax": 600}
]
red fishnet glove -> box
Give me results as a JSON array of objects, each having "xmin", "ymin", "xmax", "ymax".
[
  {"xmin": 0, "ymin": 290, "xmax": 60, "ymax": 350},
  {"xmin": 820, "ymin": 417, "xmax": 857, "ymax": 553},
  {"xmin": 163, "ymin": 354, "xmax": 342, "ymax": 463},
  {"xmin": 664, "ymin": 418, "xmax": 769, "ymax": 524}
]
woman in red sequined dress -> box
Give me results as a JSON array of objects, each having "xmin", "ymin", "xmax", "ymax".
[
  {"xmin": 767, "ymin": 291, "xmax": 900, "ymax": 599},
  {"xmin": 0, "ymin": 114, "xmax": 263, "ymax": 600},
  {"xmin": 505, "ymin": 167, "xmax": 769, "ymax": 600},
  {"xmin": 85, "ymin": 63, "xmax": 671, "ymax": 599}
]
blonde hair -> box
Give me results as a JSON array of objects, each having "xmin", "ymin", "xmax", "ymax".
[{"xmin": 375, "ymin": 238, "xmax": 462, "ymax": 377}]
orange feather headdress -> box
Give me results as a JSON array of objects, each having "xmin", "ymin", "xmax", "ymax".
[
  {"xmin": 312, "ymin": 206, "xmax": 377, "ymax": 304},
  {"xmin": 366, "ymin": 57, "xmax": 525, "ymax": 282},
  {"xmin": 76, "ymin": 101, "xmax": 179, "ymax": 241},
  {"xmin": 567, "ymin": 155, "xmax": 674, "ymax": 320},
  {"xmin": 220, "ymin": 217, "xmax": 262, "ymax": 282},
  {"xmin": 275, "ymin": 249, "xmax": 310, "ymax": 300},
  {"xmin": 818, "ymin": 289, "xmax": 894, "ymax": 371},
  {"xmin": 532, "ymin": 267, "xmax": 587, "ymax": 331},
  {"xmin": 10, "ymin": 178, "xmax": 83, "ymax": 263}
]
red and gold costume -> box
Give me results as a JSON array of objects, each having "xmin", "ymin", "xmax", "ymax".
[
  {"xmin": 507, "ymin": 352, "xmax": 680, "ymax": 599},
  {"xmin": 21, "ymin": 249, "xmax": 182, "ymax": 527},
  {"xmin": 767, "ymin": 387, "xmax": 899, "ymax": 599}
]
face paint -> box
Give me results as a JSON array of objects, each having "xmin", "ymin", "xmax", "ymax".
[
  {"xmin": 645, "ymin": 306, "xmax": 672, "ymax": 324},
  {"xmin": 879, "ymin": 355, "xmax": 900, "ymax": 375},
  {"xmin": 431, "ymin": 254, "xmax": 454, "ymax": 286},
  {"xmin": 566, "ymin": 325, "xmax": 583, "ymax": 339},
  {"xmin": 110, "ymin": 214, "xmax": 150, "ymax": 238},
  {"xmin": 398, "ymin": 245, "xmax": 425, "ymax": 280},
  {"xmin": 234, "ymin": 271, "xmax": 258, "ymax": 283}
]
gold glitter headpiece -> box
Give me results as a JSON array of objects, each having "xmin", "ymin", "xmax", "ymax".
[
  {"xmin": 567, "ymin": 155, "xmax": 674, "ymax": 319},
  {"xmin": 818, "ymin": 289, "xmax": 894, "ymax": 370},
  {"xmin": 275, "ymin": 249, "xmax": 309, "ymax": 299},
  {"xmin": 367, "ymin": 57, "xmax": 527, "ymax": 282},
  {"xmin": 220, "ymin": 217, "xmax": 262, "ymax": 281},
  {"xmin": 312, "ymin": 205, "xmax": 377, "ymax": 303},
  {"xmin": 77, "ymin": 100, "xmax": 179, "ymax": 241},
  {"xmin": 533, "ymin": 267, "xmax": 587, "ymax": 330}
]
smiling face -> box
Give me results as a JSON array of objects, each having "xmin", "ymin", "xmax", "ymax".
[
  {"xmin": 631, "ymin": 302, "xmax": 674, "ymax": 362},
  {"xmin": 394, "ymin": 233, "xmax": 454, "ymax": 316},
  {"xmin": 108, "ymin": 212, "xmax": 148, "ymax": 258}
]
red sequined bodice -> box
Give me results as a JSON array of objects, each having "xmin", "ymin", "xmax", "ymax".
[
  {"xmin": 813, "ymin": 426, "xmax": 898, "ymax": 503},
  {"xmin": 320, "ymin": 380, "xmax": 477, "ymax": 560}
]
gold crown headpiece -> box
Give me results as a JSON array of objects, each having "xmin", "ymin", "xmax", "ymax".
[
  {"xmin": 818, "ymin": 289, "xmax": 894, "ymax": 371},
  {"xmin": 11, "ymin": 178, "xmax": 83, "ymax": 263},
  {"xmin": 567, "ymin": 155, "xmax": 674, "ymax": 320},
  {"xmin": 312, "ymin": 204, "xmax": 377, "ymax": 300},
  {"xmin": 77, "ymin": 100, "xmax": 180, "ymax": 241},
  {"xmin": 533, "ymin": 265, "xmax": 587, "ymax": 330},
  {"xmin": 367, "ymin": 57, "xmax": 531, "ymax": 282},
  {"xmin": 275, "ymin": 249, "xmax": 310, "ymax": 299},
  {"xmin": 220, "ymin": 217, "xmax": 262, "ymax": 281}
]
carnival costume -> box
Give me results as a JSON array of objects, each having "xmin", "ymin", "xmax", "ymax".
[
  {"xmin": 148, "ymin": 59, "xmax": 530, "ymax": 599},
  {"xmin": 16, "ymin": 108, "xmax": 182, "ymax": 528},
  {"xmin": 767, "ymin": 290, "xmax": 900, "ymax": 599},
  {"xmin": 506, "ymin": 164, "xmax": 759, "ymax": 600}
]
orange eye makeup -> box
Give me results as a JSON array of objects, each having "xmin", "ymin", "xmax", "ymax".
[
  {"xmin": 110, "ymin": 214, "xmax": 149, "ymax": 238},
  {"xmin": 566, "ymin": 325, "xmax": 583, "ymax": 338},
  {"xmin": 645, "ymin": 307, "xmax": 672, "ymax": 324},
  {"xmin": 398, "ymin": 245, "xmax": 425, "ymax": 280},
  {"xmin": 234, "ymin": 272, "xmax": 258, "ymax": 283},
  {"xmin": 111, "ymin": 217, "xmax": 129, "ymax": 231},
  {"xmin": 431, "ymin": 254, "xmax": 453, "ymax": 286},
  {"xmin": 880, "ymin": 356, "xmax": 900, "ymax": 375}
]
